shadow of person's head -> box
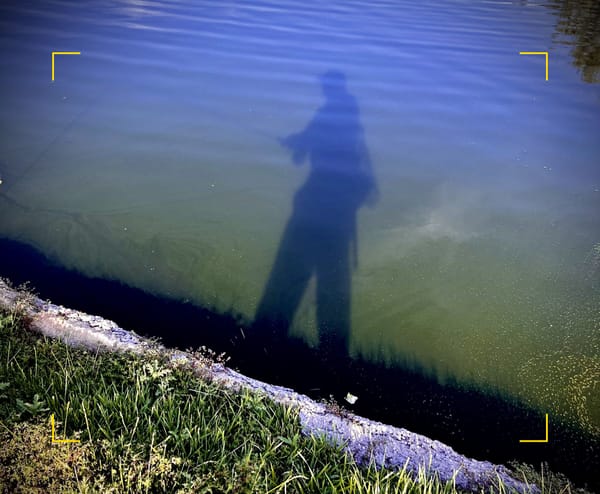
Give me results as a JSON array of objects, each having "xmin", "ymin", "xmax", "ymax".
[{"xmin": 320, "ymin": 70, "xmax": 348, "ymax": 101}]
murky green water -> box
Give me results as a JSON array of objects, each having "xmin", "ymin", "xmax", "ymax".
[{"xmin": 1, "ymin": 0, "xmax": 599, "ymax": 435}]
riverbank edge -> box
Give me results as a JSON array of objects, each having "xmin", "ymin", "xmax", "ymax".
[{"xmin": 0, "ymin": 279, "xmax": 535, "ymax": 493}]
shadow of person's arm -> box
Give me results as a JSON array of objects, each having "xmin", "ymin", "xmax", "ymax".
[
  {"xmin": 279, "ymin": 132, "xmax": 310, "ymax": 166},
  {"xmin": 358, "ymin": 138, "xmax": 380, "ymax": 207},
  {"xmin": 279, "ymin": 111, "xmax": 322, "ymax": 166}
]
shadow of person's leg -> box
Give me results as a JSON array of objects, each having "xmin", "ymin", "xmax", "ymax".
[
  {"xmin": 316, "ymin": 232, "xmax": 351, "ymax": 375},
  {"xmin": 253, "ymin": 216, "xmax": 313, "ymax": 352}
]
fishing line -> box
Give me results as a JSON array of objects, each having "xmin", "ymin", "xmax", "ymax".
[
  {"xmin": 0, "ymin": 91, "xmax": 106, "ymax": 227},
  {"xmin": 0, "ymin": 106, "xmax": 285, "ymax": 223},
  {"xmin": 0, "ymin": 97, "xmax": 206, "ymax": 221},
  {"xmin": 2, "ymin": 95, "xmax": 100, "ymax": 196}
]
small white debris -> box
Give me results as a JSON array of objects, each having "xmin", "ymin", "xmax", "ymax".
[{"xmin": 345, "ymin": 392, "xmax": 358, "ymax": 405}]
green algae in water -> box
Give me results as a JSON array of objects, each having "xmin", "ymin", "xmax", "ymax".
[{"xmin": 1, "ymin": 179, "xmax": 598, "ymax": 441}]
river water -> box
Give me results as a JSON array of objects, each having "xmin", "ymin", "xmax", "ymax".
[{"xmin": 1, "ymin": 0, "xmax": 599, "ymax": 481}]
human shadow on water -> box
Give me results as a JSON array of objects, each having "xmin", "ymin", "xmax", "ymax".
[{"xmin": 252, "ymin": 71, "xmax": 378, "ymax": 368}]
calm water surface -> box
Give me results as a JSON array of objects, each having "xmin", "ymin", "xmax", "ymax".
[{"xmin": 1, "ymin": 0, "xmax": 599, "ymax": 459}]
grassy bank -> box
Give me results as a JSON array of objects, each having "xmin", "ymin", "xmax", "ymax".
[{"xmin": 0, "ymin": 303, "xmax": 581, "ymax": 493}]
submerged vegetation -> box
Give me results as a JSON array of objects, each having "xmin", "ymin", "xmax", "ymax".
[{"xmin": 0, "ymin": 300, "xmax": 589, "ymax": 493}]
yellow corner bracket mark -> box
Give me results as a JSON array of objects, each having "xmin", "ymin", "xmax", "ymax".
[
  {"xmin": 519, "ymin": 51, "xmax": 549, "ymax": 81},
  {"xmin": 51, "ymin": 414, "xmax": 80, "ymax": 443},
  {"xmin": 519, "ymin": 413, "xmax": 549, "ymax": 443},
  {"xmin": 51, "ymin": 51, "xmax": 80, "ymax": 81}
]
